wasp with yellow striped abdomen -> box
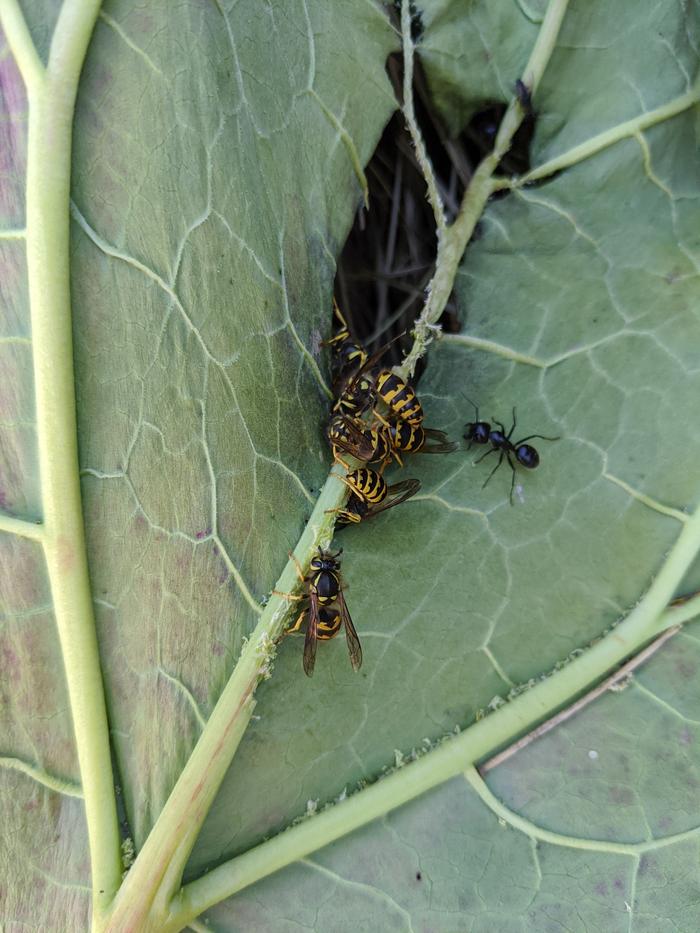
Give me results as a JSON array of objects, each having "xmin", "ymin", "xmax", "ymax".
[
  {"xmin": 373, "ymin": 369, "xmax": 423, "ymax": 426},
  {"xmin": 324, "ymin": 300, "xmax": 369, "ymax": 387},
  {"xmin": 276, "ymin": 548, "xmax": 361, "ymax": 676},
  {"xmin": 328, "ymin": 467, "xmax": 421, "ymax": 525},
  {"xmin": 286, "ymin": 605, "xmax": 342, "ymax": 640},
  {"xmin": 334, "ymin": 364, "xmax": 424, "ymax": 429},
  {"xmin": 326, "ymin": 413, "xmax": 392, "ymax": 467}
]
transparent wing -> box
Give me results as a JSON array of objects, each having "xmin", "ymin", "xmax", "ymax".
[
  {"xmin": 364, "ymin": 478, "xmax": 420, "ymax": 519},
  {"xmin": 338, "ymin": 590, "xmax": 362, "ymax": 672},
  {"xmin": 422, "ymin": 427, "xmax": 459, "ymax": 454},
  {"xmin": 303, "ymin": 592, "xmax": 319, "ymax": 677}
]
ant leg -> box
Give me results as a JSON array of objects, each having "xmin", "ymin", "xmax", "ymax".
[
  {"xmin": 482, "ymin": 452, "xmax": 505, "ymax": 488},
  {"xmin": 474, "ymin": 447, "xmax": 497, "ymax": 465},
  {"xmin": 492, "ymin": 417, "xmax": 507, "ymax": 436},
  {"xmin": 507, "ymin": 454, "xmax": 517, "ymax": 506},
  {"xmin": 514, "ymin": 433, "xmax": 561, "ymax": 444},
  {"xmin": 507, "ymin": 407, "xmax": 517, "ymax": 440}
]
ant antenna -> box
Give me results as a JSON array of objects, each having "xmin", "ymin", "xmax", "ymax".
[{"xmin": 460, "ymin": 392, "xmax": 480, "ymax": 420}]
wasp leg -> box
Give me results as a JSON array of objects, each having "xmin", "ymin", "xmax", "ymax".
[
  {"xmin": 286, "ymin": 608, "xmax": 307, "ymax": 634},
  {"xmin": 370, "ymin": 407, "xmax": 392, "ymax": 429},
  {"xmin": 272, "ymin": 607, "xmax": 308, "ymax": 645},
  {"xmin": 272, "ymin": 590, "xmax": 304, "ymax": 601},
  {"xmin": 332, "ymin": 451, "xmax": 354, "ymax": 471},
  {"xmin": 482, "ymin": 451, "xmax": 505, "ymax": 488},
  {"xmin": 325, "ymin": 507, "xmax": 362, "ymax": 523},
  {"xmin": 285, "ymin": 550, "xmax": 305, "ymax": 582},
  {"xmin": 336, "ymin": 475, "xmax": 366, "ymax": 497}
]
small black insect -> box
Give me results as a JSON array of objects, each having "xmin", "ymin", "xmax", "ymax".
[
  {"xmin": 514, "ymin": 78, "xmax": 533, "ymax": 114},
  {"xmin": 471, "ymin": 407, "xmax": 559, "ymax": 504}
]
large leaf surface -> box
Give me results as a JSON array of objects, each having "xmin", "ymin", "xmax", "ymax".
[
  {"xmin": 3, "ymin": 0, "xmax": 700, "ymax": 930},
  {"xmin": 72, "ymin": 0, "xmax": 396, "ymax": 857},
  {"xmin": 190, "ymin": 0, "xmax": 700, "ymax": 928},
  {"xmin": 0, "ymin": 0, "xmax": 396, "ymax": 925}
]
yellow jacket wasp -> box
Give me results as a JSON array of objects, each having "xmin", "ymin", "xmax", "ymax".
[
  {"xmin": 328, "ymin": 467, "xmax": 421, "ymax": 525},
  {"xmin": 275, "ymin": 549, "xmax": 362, "ymax": 677}
]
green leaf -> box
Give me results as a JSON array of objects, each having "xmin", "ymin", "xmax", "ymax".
[
  {"xmin": 72, "ymin": 0, "xmax": 396, "ymax": 845},
  {"xmin": 1, "ymin": 0, "xmax": 395, "ymax": 926},
  {"xmin": 183, "ymin": 0, "xmax": 700, "ymax": 926},
  {"xmin": 3, "ymin": 0, "xmax": 700, "ymax": 930}
]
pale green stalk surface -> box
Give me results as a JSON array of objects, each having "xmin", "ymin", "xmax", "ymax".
[{"xmin": 1, "ymin": 0, "xmax": 700, "ymax": 931}]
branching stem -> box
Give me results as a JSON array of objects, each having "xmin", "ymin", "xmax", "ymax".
[
  {"xmin": 397, "ymin": 0, "xmax": 571, "ymax": 379},
  {"xmin": 0, "ymin": 0, "xmax": 45, "ymax": 93},
  {"xmin": 503, "ymin": 82, "xmax": 700, "ymax": 189}
]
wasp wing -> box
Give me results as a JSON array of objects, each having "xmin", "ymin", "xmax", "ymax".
[
  {"xmin": 422, "ymin": 427, "xmax": 459, "ymax": 454},
  {"xmin": 337, "ymin": 589, "xmax": 362, "ymax": 672},
  {"xmin": 302, "ymin": 592, "xmax": 319, "ymax": 677},
  {"xmin": 363, "ymin": 478, "xmax": 421, "ymax": 519}
]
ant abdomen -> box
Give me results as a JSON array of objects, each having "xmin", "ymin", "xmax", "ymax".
[{"xmin": 515, "ymin": 444, "xmax": 539, "ymax": 469}]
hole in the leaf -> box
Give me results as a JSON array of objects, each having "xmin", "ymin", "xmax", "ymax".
[
  {"xmin": 333, "ymin": 31, "xmax": 536, "ymax": 372},
  {"xmin": 460, "ymin": 99, "xmax": 535, "ymax": 185},
  {"xmin": 334, "ymin": 57, "xmax": 464, "ymax": 376}
]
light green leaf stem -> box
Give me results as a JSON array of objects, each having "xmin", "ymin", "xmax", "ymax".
[{"xmin": 1, "ymin": 0, "xmax": 122, "ymax": 919}]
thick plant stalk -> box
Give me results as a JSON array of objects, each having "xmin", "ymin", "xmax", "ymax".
[{"xmin": 0, "ymin": 0, "xmax": 123, "ymax": 922}]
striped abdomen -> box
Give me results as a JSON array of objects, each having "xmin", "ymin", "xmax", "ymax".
[
  {"xmin": 375, "ymin": 370, "xmax": 423, "ymax": 425},
  {"xmin": 388, "ymin": 420, "xmax": 425, "ymax": 453},
  {"xmin": 346, "ymin": 468, "xmax": 387, "ymax": 504},
  {"xmin": 318, "ymin": 607, "xmax": 342, "ymax": 639}
]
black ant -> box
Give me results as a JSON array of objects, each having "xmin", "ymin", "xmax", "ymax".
[{"xmin": 463, "ymin": 401, "xmax": 559, "ymax": 504}]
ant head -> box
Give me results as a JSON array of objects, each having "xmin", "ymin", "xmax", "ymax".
[
  {"xmin": 515, "ymin": 444, "xmax": 539, "ymax": 469},
  {"xmin": 463, "ymin": 421, "xmax": 490, "ymax": 445}
]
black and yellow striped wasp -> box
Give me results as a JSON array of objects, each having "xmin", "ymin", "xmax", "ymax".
[
  {"xmin": 335, "ymin": 362, "xmax": 425, "ymax": 428},
  {"xmin": 372, "ymin": 369, "xmax": 423, "ymax": 426},
  {"xmin": 323, "ymin": 300, "xmax": 368, "ymax": 389},
  {"xmin": 277, "ymin": 548, "xmax": 361, "ymax": 676},
  {"xmin": 326, "ymin": 413, "xmax": 393, "ymax": 468},
  {"xmin": 328, "ymin": 467, "xmax": 420, "ymax": 525}
]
